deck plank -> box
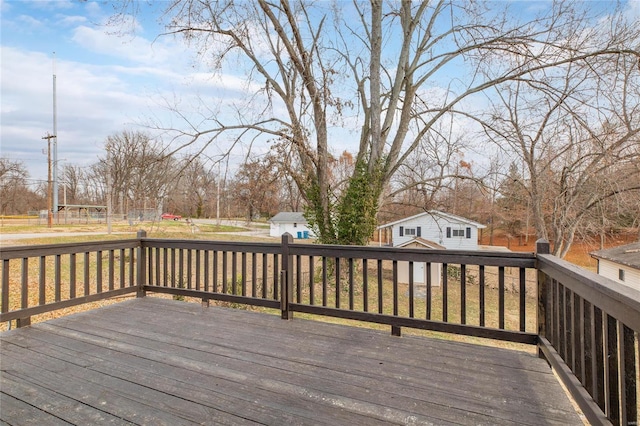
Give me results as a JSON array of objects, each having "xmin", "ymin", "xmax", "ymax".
[
  {"xmin": 0, "ymin": 392, "xmax": 71, "ymax": 425},
  {"xmin": 1, "ymin": 372, "xmax": 133, "ymax": 425},
  {"xmin": 1, "ymin": 297, "xmax": 583, "ymax": 425},
  {"xmin": 37, "ymin": 306, "xmax": 572, "ymax": 423}
]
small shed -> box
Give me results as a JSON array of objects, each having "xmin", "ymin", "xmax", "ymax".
[
  {"xmin": 269, "ymin": 212, "xmax": 314, "ymax": 239},
  {"xmin": 396, "ymin": 238, "xmax": 444, "ymax": 287},
  {"xmin": 590, "ymin": 242, "xmax": 640, "ymax": 290}
]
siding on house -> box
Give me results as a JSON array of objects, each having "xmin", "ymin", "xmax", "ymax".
[
  {"xmin": 591, "ymin": 242, "xmax": 640, "ymax": 290},
  {"xmin": 597, "ymin": 259, "xmax": 640, "ymax": 289},
  {"xmin": 383, "ymin": 211, "xmax": 485, "ymax": 251},
  {"xmin": 269, "ymin": 212, "xmax": 314, "ymax": 238}
]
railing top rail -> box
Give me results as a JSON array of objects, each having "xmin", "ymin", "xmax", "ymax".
[
  {"xmin": 0, "ymin": 239, "xmax": 141, "ymax": 260},
  {"xmin": 538, "ymin": 253, "xmax": 640, "ymax": 331},
  {"xmin": 141, "ymin": 238, "xmax": 282, "ymax": 254},
  {"xmin": 289, "ymin": 243, "xmax": 537, "ymax": 267}
]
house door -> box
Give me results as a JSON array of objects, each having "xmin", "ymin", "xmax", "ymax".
[{"xmin": 414, "ymin": 262, "xmax": 426, "ymax": 285}]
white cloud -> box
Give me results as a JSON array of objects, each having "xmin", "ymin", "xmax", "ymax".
[
  {"xmin": 0, "ymin": 47, "xmax": 161, "ymax": 180},
  {"xmin": 0, "ymin": 40, "xmax": 254, "ymax": 182},
  {"xmin": 84, "ymin": 1, "xmax": 102, "ymax": 16},
  {"xmin": 187, "ymin": 72, "xmax": 261, "ymax": 94},
  {"xmin": 30, "ymin": 0, "xmax": 74, "ymax": 11},
  {"xmin": 69, "ymin": 21, "xmax": 195, "ymax": 69},
  {"xmin": 0, "ymin": 1, "xmax": 363, "ymax": 181},
  {"xmin": 16, "ymin": 14, "xmax": 43, "ymax": 28},
  {"xmin": 625, "ymin": 0, "xmax": 640, "ymax": 19},
  {"xmin": 58, "ymin": 15, "xmax": 87, "ymax": 26}
]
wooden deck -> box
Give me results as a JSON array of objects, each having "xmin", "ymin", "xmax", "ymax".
[{"xmin": 0, "ymin": 298, "xmax": 583, "ymax": 425}]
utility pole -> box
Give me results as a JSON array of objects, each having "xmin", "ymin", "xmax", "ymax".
[
  {"xmin": 42, "ymin": 133, "xmax": 55, "ymax": 228},
  {"xmin": 52, "ymin": 52, "xmax": 59, "ymax": 222}
]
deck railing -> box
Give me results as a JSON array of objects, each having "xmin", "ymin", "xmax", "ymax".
[
  {"xmin": 1, "ymin": 231, "xmax": 638, "ymax": 426},
  {"xmin": 0, "ymin": 238, "xmax": 142, "ymax": 327},
  {"xmin": 536, "ymin": 240, "xmax": 640, "ymax": 426}
]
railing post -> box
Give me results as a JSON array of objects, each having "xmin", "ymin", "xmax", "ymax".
[
  {"xmin": 281, "ymin": 233, "xmax": 293, "ymax": 320},
  {"xmin": 136, "ymin": 230, "xmax": 147, "ymax": 298},
  {"xmin": 536, "ymin": 239, "xmax": 550, "ymax": 357},
  {"xmin": 17, "ymin": 317, "xmax": 31, "ymax": 328}
]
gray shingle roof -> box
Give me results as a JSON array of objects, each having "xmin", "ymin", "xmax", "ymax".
[
  {"xmin": 377, "ymin": 210, "xmax": 486, "ymax": 229},
  {"xmin": 590, "ymin": 242, "xmax": 640, "ymax": 270},
  {"xmin": 269, "ymin": 212, "xmax": 307, "ymax": 224}
]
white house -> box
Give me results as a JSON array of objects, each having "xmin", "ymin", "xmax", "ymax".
[
  {"xmin": 269, "ymin": 212, "xmax": 314, "ymax": 239},
  {"xmin": 378, "ymin": 211, "xmax": 485, "ymax": 288},
  {"xmin": 378, "ymin": 210, "xmax": 486, "ymax": 250},
  {"xmin": 590, "ymin": 242, "xmax": 640, "ymax": 290}
]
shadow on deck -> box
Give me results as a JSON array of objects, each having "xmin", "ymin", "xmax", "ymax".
[{"xmin": 1, "ymin": 297, "xmax": 582, "ymax": 425}]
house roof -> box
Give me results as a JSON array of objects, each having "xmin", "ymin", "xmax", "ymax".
[
  {"xmin": 396, "ymin": 237, "xmax": 446, "ymax": 250},
  {"xmin": 377, "ymin": 210, "xmax": 486, "ymax": 230},
  {"xmin": 590, "ymin": 242, "xmax": 640, "ymax": 270},
  {"xmin": 269, "ymin": 212, "xmax": 307, "ymax": 224}
]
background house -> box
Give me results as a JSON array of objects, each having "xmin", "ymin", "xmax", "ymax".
[
  {"xmin": 379, "ymin": 211, "xmax": 486, "ymax": 288},
  {"xmin": 269, "ymin": 212, "xmax": 314, "ymax": 238},
  {"xmin": 378, "ymin": 210, "xmax": 486, "ymax": 250},
  {"xmin": 590, "ymin": 242, "xmax": 640, "ymax": 289}
]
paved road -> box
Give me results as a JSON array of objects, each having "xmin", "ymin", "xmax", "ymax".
[
  {"xmin": 0, "ymin": 232, "xmax": 135, "ymax": 246},
  {"xmin": 0, "ymin": 220, "xmax": 271, "ymax": 247}
]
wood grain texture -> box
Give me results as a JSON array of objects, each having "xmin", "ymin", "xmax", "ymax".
[{"xmin": 1, "ymin": 297, "xmax": 582, "ymax": 425}]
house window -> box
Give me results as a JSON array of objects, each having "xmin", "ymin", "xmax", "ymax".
[
  {"xmin": 399, "ymin": 226, "xmax": 421, "ymax": 237},
  {"xmin": 447, "ymin": 226, "xmax": 473, "ymax": 238},
  {"xmin": 452, "ymin": 229, "xmax": 465, "ymax": 237},
  {"xmin": 619, "ymin": 269, "xmax": 625, "ymax": 282}
]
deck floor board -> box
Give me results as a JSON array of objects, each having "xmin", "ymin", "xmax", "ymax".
[{"xmin": 1, "ymin": 297, "xmax": 583, "ymax": 425}]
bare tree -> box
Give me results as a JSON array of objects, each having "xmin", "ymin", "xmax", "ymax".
[
  {"xmin": 171, "ymin": 157, "xmax": 218, "ymax": 218},
  {"xmin": 481, "ymin": 49, "xmax": 640, "ymax": 257},
  {"xmin": 387, "ymin": 120, "xmax": 476, "ymax": 215},
  {"xmin": 0, "ymin": 158, "xmax": 35, "ymax": 215},
  {"xmin": 111, "ymin": 1, "xmax": 640, "ymax": 244},
  {"xmin": 229, "ymin": 158, "xmax": 281, "ymax": 221},
  {"xmin": 60, "ymin": 164, "xmax": 89, "ymax": 206},
  {"xmin": 97, "ymin": 130, "xmax": 177, "ymax": 216}
]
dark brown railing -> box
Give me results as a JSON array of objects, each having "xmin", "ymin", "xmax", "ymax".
[
  {"xmin": 283, "ymin": 235, "xmax": 538, "ymax": 343},
  {"xmin": 536, "ymin": 240, "xmax": 640, "ymax": 426},
  {"xmin": 1, "ymin": 231, "xmax": 638, "ymax": 426},
  {"xmin": 0, "ymin": 238, "xmax": 142, "ymax": 327}
]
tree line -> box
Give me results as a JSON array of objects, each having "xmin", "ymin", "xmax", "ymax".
[{"xmin": 2, "ymin": 120, "xmax": 638, "ymax": 258}]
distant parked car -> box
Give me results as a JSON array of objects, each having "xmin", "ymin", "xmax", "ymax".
[{"xmin": 161, "ymin": 213, "xmax": 182, "ymax": 221}]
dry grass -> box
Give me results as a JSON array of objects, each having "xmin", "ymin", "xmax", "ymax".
[{"xmin": 1, "ymin": 224, "xmax": 278, "ymax": 331}]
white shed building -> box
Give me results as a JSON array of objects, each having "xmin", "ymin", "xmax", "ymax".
[
  {"xmin": 269, "ymin": 212, "xmax": 314, "ymax": 239},
  {"xmin": 396, "ymin": 238, "xmax": 445, "ymax": 287}
]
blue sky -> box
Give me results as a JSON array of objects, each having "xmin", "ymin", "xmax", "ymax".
[
  {"xmin": 1, "ymin": 0, "xmax": 230, "ymax": 184},
  {"xmin": 2, "ymin": 0, "xmax": 639, "ymax": 186}
]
